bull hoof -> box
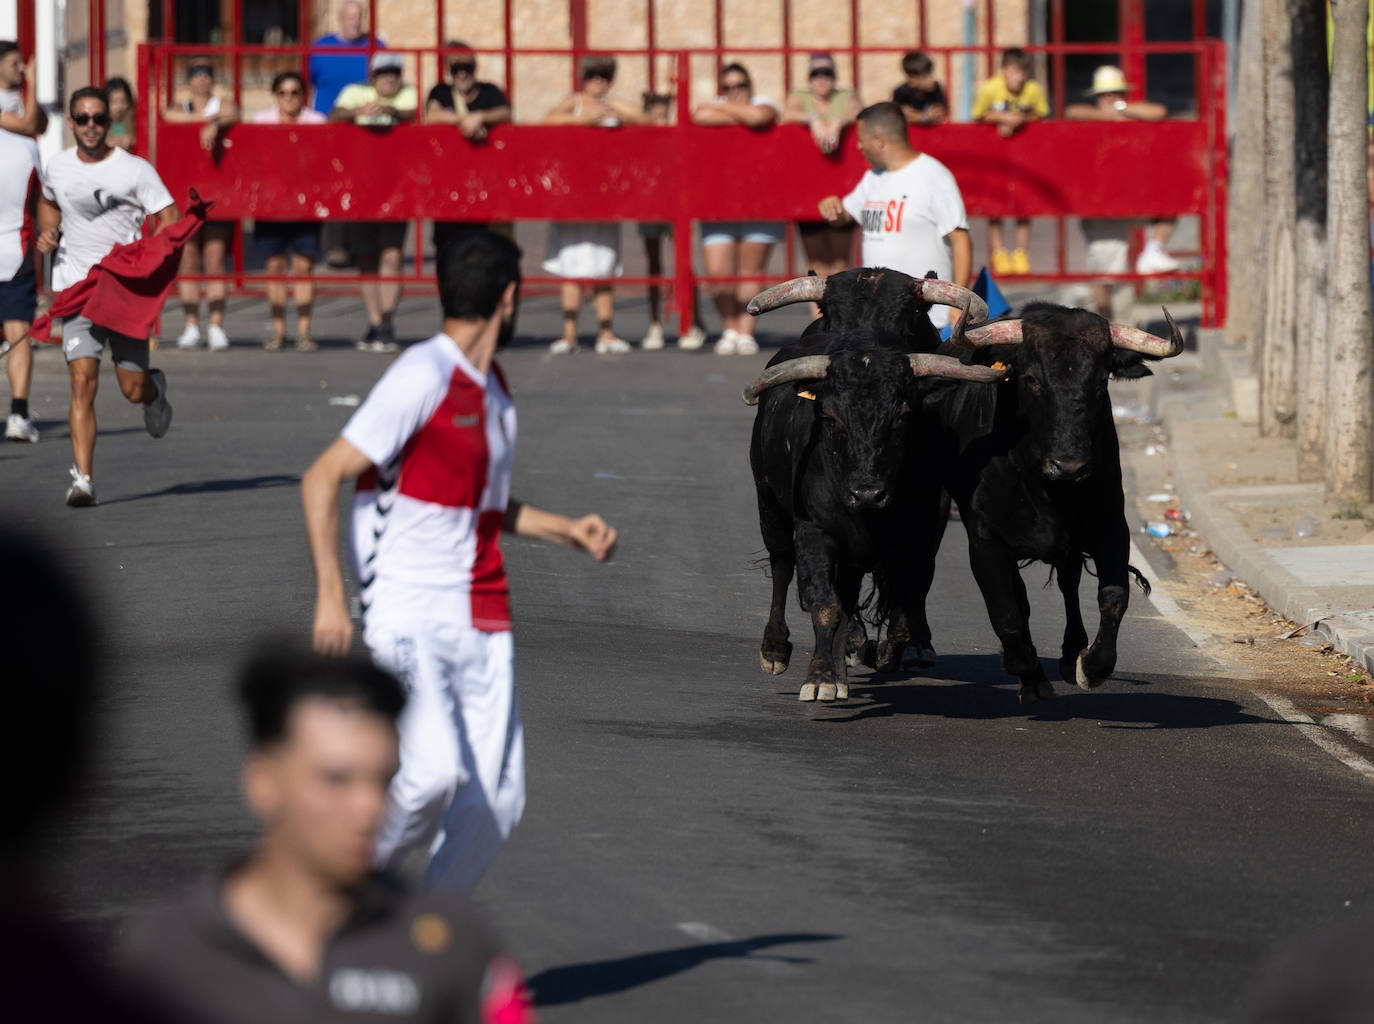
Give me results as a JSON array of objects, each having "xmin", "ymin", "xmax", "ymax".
[
  {"xmin": 760, "ymin": 649, "xmax": 791, "ymax": 675},
  {"xmin": 1018, "ymin": 677, "xmax": 1056, "ymax": 706},
  {"xmin": 817, "ymin": 682, "xmax": 838, "ymax": 702},
  {"xmin": 1075, "ymin": 651, "xmax": 1104, "ymax": 691},
  {"xmin": 836, "ymin": 680, "xmax": 849, "ymax": 700},
  {"xmin": 901, "ymin": 644, "xmax": 938, "ymax": 671},
  {"xmin": 798, "ymin": 682, "xmax": 818, "ymax": 702}
]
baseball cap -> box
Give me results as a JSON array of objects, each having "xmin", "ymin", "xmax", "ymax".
[
  {"xmin": 1089, "ymin": 65, "xmax": 1130, "ymax": 95},
  {"xmin": 808, "ymin": 52, "xmax": 836, "ymax": 76},
  {"xmin": 370, "ymin": 52, "xmax": 403, "ymax": 76}
]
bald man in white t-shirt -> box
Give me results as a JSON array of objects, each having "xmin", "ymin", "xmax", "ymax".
[{"xmin": 818, "ymin": 101, "xmax": 972, "ymax": 331}]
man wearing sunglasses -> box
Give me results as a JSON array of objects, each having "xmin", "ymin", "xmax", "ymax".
[{"xmin": 36, "ymin": 86, "xmax": 179, "ymax": 507}]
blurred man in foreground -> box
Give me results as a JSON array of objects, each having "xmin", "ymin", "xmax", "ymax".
[{"xmin": 127, "ymin": 645, "xmax": 530, "ymax": 1023}]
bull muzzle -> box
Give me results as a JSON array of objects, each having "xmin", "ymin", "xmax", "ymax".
[
  {"xmin": 742, "ymin": 353, "xmax": 1007, "ymax": 405},
  {"xmin": 1042, "ymin": 456, "xmax": 1093, "ymax": 482}
]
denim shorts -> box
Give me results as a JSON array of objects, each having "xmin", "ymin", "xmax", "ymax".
[
  {"xmin": 701, "ymin": 221, "xmax": 783, "ymax": 246},
  {"xmin": 254, "ymin": 220, "xmax": 321, "ymax": 259}
]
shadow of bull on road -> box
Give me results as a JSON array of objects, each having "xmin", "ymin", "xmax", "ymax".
[{"xmin": 527, "ymin": 932, "xmax": 840, "ymax": 1007}]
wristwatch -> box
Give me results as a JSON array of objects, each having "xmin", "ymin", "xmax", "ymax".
[{"xmin": 1113, "ymin": 99, "xmax": 1127, "ymax": 112}]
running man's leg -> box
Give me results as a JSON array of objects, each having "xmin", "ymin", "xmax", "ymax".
[
  {"xmin": 4, "ymin": 320, "xmax": 32, "ymax": 405},
  {"xmin": 67, "ymin": 357, "xmax": 99, "ymax": 478},
  {"xmin": 426, "ymin": 629, "xmax": 525, "ymax": 896}
]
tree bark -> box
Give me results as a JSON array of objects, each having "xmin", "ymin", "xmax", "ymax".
[
  {"xmin": 1292, "ymin": 1, "xmax": 1329, "ymax": 480},
  {"xmin": 1260, "ymin": 0, "xmax": 1298, "ymax": 437},
  {"xmin": 1226, "ymin": 0, "xmax": 1266, "ymax": 355},
  {"xmin": 1325, "ymin": 0, "xmax": 1374, "ymax": 501}
]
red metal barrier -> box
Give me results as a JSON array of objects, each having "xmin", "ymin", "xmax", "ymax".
[{"xmin": 136, "ymin": 33, "xmax": 1227, "ymax": 330}]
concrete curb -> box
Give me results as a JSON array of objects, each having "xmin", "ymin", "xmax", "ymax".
[{"xmin": 1146, "ymin": 330, "xmax": 1374, "ymax": 675}]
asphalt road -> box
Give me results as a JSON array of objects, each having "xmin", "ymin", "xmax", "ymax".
[{"xmin": 6, "ymin": 291, "xmax": 1372, "ymax": 1023}]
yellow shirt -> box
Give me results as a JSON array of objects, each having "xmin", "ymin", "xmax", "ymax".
[
  {"xmin": 972, "ymin": 75, "xmax": 1049, "ymax": 119},
  {"xmin": 334, "ymin": 82, "xmax": 419, "ymax": 126}
]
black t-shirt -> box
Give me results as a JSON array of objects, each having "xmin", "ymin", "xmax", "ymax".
[
  {"xmin": 426, "ymin": 81, "xmax": 509, "ymax": 113},
  {"xmin": 893, "ymin": 81, "xmax": 946, "ymax": 114}
]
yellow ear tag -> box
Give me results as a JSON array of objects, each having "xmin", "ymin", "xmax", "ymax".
[
  {"xmin": 990, "ymin": 361, "xmax": 1008, "ymax": 371},
  {"xmin": 797, "ymin": 389, "xmax": 817, "ymax": 401}
]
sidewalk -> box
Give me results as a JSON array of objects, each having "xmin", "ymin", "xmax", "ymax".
[{"xmin": 1133, "ymin": 312, "xmax": 1374, "ymax": 674}]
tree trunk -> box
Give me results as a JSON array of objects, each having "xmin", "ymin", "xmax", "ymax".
[
  {"xmin": 1325, "ymin": 0, "xmax": 1374, "ymax": 502},
  {"xmin": 1292, "ymin": 1, "xmax": 1329, "ymax": 480},
  {"xmin": 1226, "ymin": 0, "xmax": 1266, "ymax": 355},
  {"xmin": 1260, "ymin": 0, "xmax": 1298, "ymax": 437}
]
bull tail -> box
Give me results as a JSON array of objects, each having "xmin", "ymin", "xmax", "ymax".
[{"xmin": 1127, "ymin": 563, "xmax": 1152, "ymax": 596}]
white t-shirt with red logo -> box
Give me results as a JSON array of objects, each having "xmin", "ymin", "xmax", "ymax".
[
  {"xmin": 343, "ymin": 333, "xmax": 517, "ymax": 632},
  {"xmin": 841, "ymin": 153, "xmax": 969, "ymax": 328},
  {"xmin": 0, "ymin": 129, "xmax": 41, "ymax": 281}
]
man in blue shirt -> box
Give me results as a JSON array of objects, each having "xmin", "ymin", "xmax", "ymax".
[{"xmin": 309, "ymin": 0, "xmax": 385, "ymax": 115}]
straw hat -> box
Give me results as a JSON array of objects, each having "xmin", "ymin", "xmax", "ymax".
[{"xmin": 1089, "ymin": 65, "xmax": 1130, "ymax": 95}]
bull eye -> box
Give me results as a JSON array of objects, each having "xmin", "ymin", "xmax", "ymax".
[{"xmin": 1024, "ymin": 375, "xmax": 1042, "ymax": 394}]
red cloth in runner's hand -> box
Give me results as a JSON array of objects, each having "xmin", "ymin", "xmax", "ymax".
[{"xmin": 30, "ymin": 190, "xmax": 213, "ymax": 343}]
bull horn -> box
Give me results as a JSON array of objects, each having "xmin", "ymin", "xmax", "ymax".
[
  {"xmin": 960, "ymin": 320, "xmax": 1024, "ymax": 347},
  {"xmin": 1110, "ymin": 307, "xmax": 1185, "ymax": 358},
  {"xmin": 909, "ymin": 353, "xmax": 1008, "ymax": 383},
  {"xmin": 914, "ymin": 279, "xmax": 989, "ymax": 323},
  {"xmin": 747, "ymin": 277, "xmax": 827, "ymax": 316},
  {"xmin": 742, "ymin": 355, "xmax": 832, "ymax": 405}
]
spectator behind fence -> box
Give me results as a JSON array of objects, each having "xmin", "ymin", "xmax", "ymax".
[
  {"xmin": 543, "ymin": 55, "xmax": 645, "ymax": 355},
  {"xmin": 164, "ymin": 64, "xmax": 238, "ymax": 351},
  {"xmin": 783, "ymin": 53, "xmax": 860, "ymax": 317},
  {"xmin": 332, "ymin": 52, "xmax": 417, "ymax": 352},
  {"xmin": 638, "ymin": 92, "xmax": 707, "ymax": 351},
  {"xmin": 426, "ymin": 42, "xmax": 512, "ymax": 254},
  {"xmin": 252, "ymin": 71, "xmax": 326, "ymax": 352},
  {"xmin": 310, "ymin": 0, "xmax": 385, "ymax": 268},
  {"xmin": 893, "ymin": 50, "xmax": 946, "ymax": 125},
  {"xmin": 103, "ymin": 76, "xmax": 136, "ymax": 150},
  {"xmin": 818, "ymin": 102, "xmax": 972, "ymax": 332},
  {"xmin": 0, "ymin": 40, "xmax": 47, "ymax": 137},
  {"xmin": 1066, "ymin": 64, "xmax": 1180, "ymax": 276},
  {"xmin": 972, "ymin": 47, "xmax": 1047, "ymax": 276},
  {"xmin": 124, "ymin": 643, "xmax": 532, "ymax": 1024},
  {"xmin": 692, "ymin": 62, "xmax": 781, "ymax": 356}
]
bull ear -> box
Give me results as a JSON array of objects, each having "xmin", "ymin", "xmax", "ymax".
[{"xmin": 1110, "ymin": 350, "xmax": 1152, "ymax": 380}]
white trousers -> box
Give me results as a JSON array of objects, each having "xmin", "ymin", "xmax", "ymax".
[{"xmin": 366, "ymin": 619, "xmax": 525, "ymax": 896}]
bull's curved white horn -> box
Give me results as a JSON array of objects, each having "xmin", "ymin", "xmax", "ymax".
[
  {"xmin": 913, "ymin": 279, "xmax": 989, "ymax": 323},
  {"xmin": 742, "ymin": 355, "xmax": 832, "ymax": 405},
  {"xmin": 1110, "ymin": 307, "xmax": 1185, "ymax": 358},
  {"xmin": 747, "ymin": 277, "xmax": 827, "ymax": 316},
  {"xmin": 960, "ymin": 320, "xmax": 1024, "ymax": 347},
  {"xmin": 909, "ymin": 353, "xmax": 1008, "ymax": 383}
]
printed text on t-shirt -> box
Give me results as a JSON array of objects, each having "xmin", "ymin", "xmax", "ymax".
[{"xmin": 861, "ymin": 199, "xmax": 906, "ymax": 234}]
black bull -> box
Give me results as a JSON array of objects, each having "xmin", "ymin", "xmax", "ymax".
[{"xmin": 746, "ymin": 275, "xmax": 1183, "ymax": 705}]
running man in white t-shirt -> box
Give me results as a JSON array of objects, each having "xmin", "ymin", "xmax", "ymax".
[
  {"xmin": 818, "ymin": 101, "xmax": 972, "ymax": 331},
  {"xmin": 36, "ymin": 86, "xmax": 179, "ymax": 507},
  {"xmin": 0, "ymin": 127, "xmax": 42, "ymax": 443},
  {"xmin": 303, "ymin": 230, "xmax": 618, "ymax": 896}
]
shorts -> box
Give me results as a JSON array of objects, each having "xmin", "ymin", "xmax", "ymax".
[
  {"xmin": 366, "ymin": 618, "xmax": 525, "ymax": 897},
  {"xmin": 1081, "ymin": 218, "xmax": 1130, "ymax": 276},
  {"xmin": 254, "ymin": 220, "xmax": 321, "ymax": 259},
  {"xmin": 62, "ymin": 314, "xmax": 149, "ymax": 371},
  {"xmin": 702, "ymin": 220, "xmax": 784, "ymax": 246},
  {"xmin": 0, "ymin": 259, "xmax": 36, "ymax": 322},
  {"xmin": 797, "ymin": 220, "xmax": 853, "ymax": 238},
  {"xmin": 345, "ymin": 221, "xmax": 409, "ymax": 258}
]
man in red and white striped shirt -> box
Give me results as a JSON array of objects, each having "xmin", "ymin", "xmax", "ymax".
[{"xmin": 303, "ymin": 231, "xmax": 616, "ymax": 895}]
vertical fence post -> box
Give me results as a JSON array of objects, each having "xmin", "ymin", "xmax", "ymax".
[{"xmin": 673, "ymin": 51, "xmax": 695, "ymax": 335}]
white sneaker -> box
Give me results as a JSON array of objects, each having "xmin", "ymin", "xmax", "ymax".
[
  {"xmin": 677, "ymin": 326, "xmax": 706, "ymax": 351},
  {"xmin": 65, "ymin": 465, "xmax": 96, "ymax": 507},
  {"xmin": 1135, "ymin": 244, "xmax": 1180, "ymax": 274},
  {"xmin": 641, "ymin": 323, "xmax": 665, "ymax": 350},
  {"xmin": 143, "ymin": 368, "xmax": 172, "ymax": 438},
  {"xmin": 595, "ymin": 335, "xmax": 632, "ymax": 354},
  {"xmin": 206, "ymin": 324, "xmax": 230, "ymax": 351},
  {"xmin": 734, "ymin": 333, "xmax": 760, "ymax": 356},
  {"xmin": 713, "ymin": 329, "xmax": 740, "ymax": 355},
  {"xmin": 549, "ymin": 339, "xmax": 579, "ymax": 355},
  {"xmin": 176, "ymin": 323, "xmax": 202, "ymax": 349},
  {"xmin": 5, "ymin": 413, "xmax": 38, "ymax": 443}
]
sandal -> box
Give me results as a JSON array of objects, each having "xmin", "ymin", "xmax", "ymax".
[
  {"xmin": 295, "ymin": 337, "xmax": 318, "ymax": 353},
  {"xmin": 264, "ymin": 335, "xmax": 285, "ymax": 352}
]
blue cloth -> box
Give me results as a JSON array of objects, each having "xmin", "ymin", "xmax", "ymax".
[
  {"xmin": 939, "ymin": 266, "xmax": 1010, "ymax": 340},
  {"xmin": 309, "ymin": 34, "xmax": 385, "ymax": 113}
]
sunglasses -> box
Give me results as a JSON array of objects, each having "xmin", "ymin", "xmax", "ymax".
[
  {"xmin": 275, "ymin": 87, "xmax": 302, "ymax": 96},
  {"xmin": 809, "ymin": 67, "xmax": 836, "ymax": 79},
  {"xmin": 450, "ymin": 62, "xmax": 476, "ymax": 74},
  {"xmin": 72, "ymin": 112, "xmax": 110, "ymax": 126},
  {"xmin": 721, "ymin": 80, "xmax": 750, "ymax": 91}
]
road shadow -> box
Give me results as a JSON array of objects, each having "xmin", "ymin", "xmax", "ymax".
[
  {"xmin": 527, "ymin": 932, "xmax": 840, "ymax": 1007},
  {"xmin": 98, "ymin": 473, "xmax": 300, "ymax": 505},
  {"xmin": 810, "ymin": 653, "xmax": 1277, "ymax": 730}
]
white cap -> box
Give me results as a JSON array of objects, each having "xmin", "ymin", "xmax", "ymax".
[{"xmin": 370, "ymin": 52, "xmax": 403, "ymax": 76}]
